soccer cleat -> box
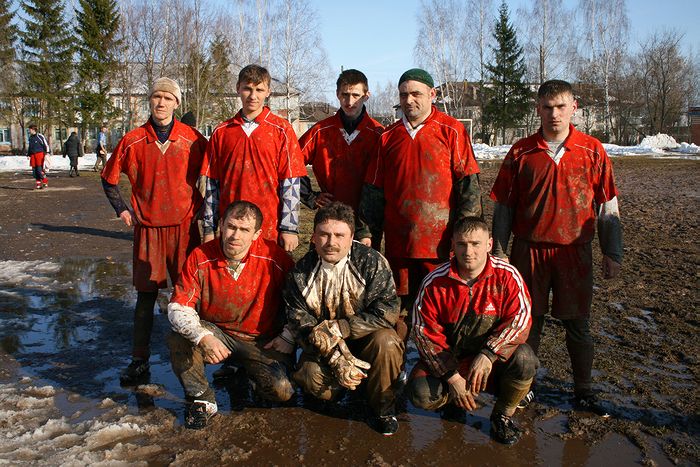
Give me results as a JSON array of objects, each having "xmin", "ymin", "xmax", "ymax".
[
  {"xmin": 490, "ymin": 413, "xmax": 523, "ymax": 445},
  {"xmin": 119, "ymin": 359, "xmax": 150, "ymax": 385},
  {"xmin": 573, "ymin": 394, "xmax": 610, "ymax": 418},
  {"xmin": 517, "ymin": 390, "xmax": 535, "ymax": 409},
  {"xmin": 185, "ymin": 400, "xmax": 218, "ymax": 429},
  {"xmin": 374, "ymin": 415, "xmax": 399, "ymax": 436}
]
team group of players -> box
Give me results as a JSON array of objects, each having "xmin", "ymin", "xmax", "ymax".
[{"xmin": 100, "ymin": 64, "xmax": 622, "ymax": 444}]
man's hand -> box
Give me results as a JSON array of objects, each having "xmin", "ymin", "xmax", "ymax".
[
  {"xmin": 199, "ymin": 334, "xmax": 231, "ymax": 364},
  {"xmin": 309, "ymin": 320, "xmax": 344, "ymax": 356},
  {"xmin": 467, "ymin": 353, "xmax": 493, "ymax": 395},
  {"xmin": 314, "ymin": 192, "xmax": 335, "ymax": 208},
  {"xmin": 119, "ymin": 209, "xmax": 137, "ymax": 227},
  {"xmin": 602, "ymin": 255, "xmax": 621, "ymax": 279},
  {"xmin": 447, "ymin": 372, "xmax": 477, "ymax": 410},
  {"xmin": 329, "ymin": 342, "xmax": 371, "ymax": 390},
  {"xmin": 203, "ymin": 233, "xmax": 215, "ymax": 244},
  {"xmin": 264, "ymin": 335, "xmax": 294, "ymax": 354},
  {"xmin": 279, "ymin": 232, "xmax": 299, "ymax": 252}
]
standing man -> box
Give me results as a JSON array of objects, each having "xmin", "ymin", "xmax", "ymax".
[
  {"xmin": 168, "ymin": 201, "xmax": 295, "ymax": 429},
  {"xmin": 409, "ymin": 217, "xmax": 535, "ymax": 445},
  {"xmin": 63, "ymin": 131, "xmax": 83, "ymax": 177},
  {"xmin": 201, "ymin": 64, "xmax": 306, "ymax": 252},
  {"xmin": 101, "ymin": 77, "xmax": 207, "ymax": 385},
  {"xmin": 298, "ymin": 69, "xmax": 383, "ymax": 247},
  {"xmin": 26, "ymin": 124, "xmax": 49, "ymax": 189},
  {"xmin": 359, "ymin": 68, "xmax": 482, "ymax": 339},
  {"xmin": 490, "ymin": 79, "xmax": 622, "ymax": 414},
  {"xmin": 94, "ymin": 125, "xmax": 108, "ymax": 172},
  {"xmin": 285, "ymin": 202, "xmax": 404, "ymax": 436}
]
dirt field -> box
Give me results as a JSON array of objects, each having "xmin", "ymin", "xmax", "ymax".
[{"xmin": 0, "ymin": 157, "xmax": 697, "ymax": 465}]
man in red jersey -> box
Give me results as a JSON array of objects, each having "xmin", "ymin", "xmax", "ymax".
[
  {"xmin": 200, "ymin": 64, "xmax": 306, "ymax": 252},
  {"xmin": 168, "ymin": 201, "xmax": 295, "ymax": 429},
  {"xmin": 359, "ymin": 68, "xmax": 482, "ymax": 339},
  {"xmin": 490, "ymin": 79, "xmax": 622, "ymax": 416},
  {"xmin": 299, "ymin": 69, "xmax": 382, "ymax": 247},
  {"xmin": 409, "ymin": 217, "xmax": 535, "ymax": 445},
  {"xmin": 101, "ymin": 77, "xmax": 207, "ymax": 385}
]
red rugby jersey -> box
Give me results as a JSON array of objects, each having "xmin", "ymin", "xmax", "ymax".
[
  {"xmin": 365, "ymin": 107, "xmax": 480, "ymax": 259},
  {"xmin": 171, "ymin": 237, "xmax": 294, "ymax": 340},
  {"xmin": 299, "ymin": 111, "xmax": 383, "ymax": 211},
  {"xmin": 200, "ymin": 107, "xmax": 307, "ymax": 241},
  {"xmin": 102, "ymin": 120, "xmax": 207, "ymax": 227},
  {"xmin": 412, "ymin": 255, "xmax": 531, "ymax": 377},
  {"xmin": 490, "ymin": 125, "xmax": 618, "ymax": 245}
]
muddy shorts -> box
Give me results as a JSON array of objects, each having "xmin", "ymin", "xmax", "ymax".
[
  {"xmin": 133, "ymin": 216, "xmax": 199, "ymax": 292},
  {"xmin": 29, "ymin": 152, "xmax": 45, "ymax": 168},
  {"xmin": 509, "ymin": 239, "xmax": 593, "ymax": 319},
  {"xmin": 387, "ymin": 257, "xmax": 443, "ymax": 301}
]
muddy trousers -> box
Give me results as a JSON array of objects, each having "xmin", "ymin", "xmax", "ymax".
[
  {"xmin": 528, "ymin": 316, "xmax": 594, "ymax": 398},
  {"xmin": 293, "ymin": 328, "xmax": 404, "ymax": 416},
  {"xmin": 167, "ymin": 322, "xmax": 294, "ymax": 404},
  {"xmin": 407, "ymin": 344, "xmax": 537, "ymax": 417},
  {"xmin": 131, "ymin": 291, "xmax": 158, "ymax": 360}
]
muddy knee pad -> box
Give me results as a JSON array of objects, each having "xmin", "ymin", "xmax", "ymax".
[
  {"xmin": 407, "ymin": 375, "xmax": 448, "ymax": 411},
  {"xmin": 292, "ymin": 358, "xmax": 342, "ymax": 401},
  {"xmin": 502, "ymin": 344, "xmax": 538, "ymax": 381},
  {"xmin": 251, "ymin": 361, "xmax": 294, "ymax": 402},
  {"xmin": 360, "ymin": 328, "xmax": 405, "ymax": 368}
]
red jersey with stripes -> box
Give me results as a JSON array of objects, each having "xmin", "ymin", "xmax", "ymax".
[
  {"xmin": 299, "ymin": 111, "xmax": 383, "ymax": 211},
  {"xmin": 102, "ymin": 120, "xmax": 207, "ymax": 227},
  {"xmin": 201, "ymin": 107, "xmax": 306, "ymax": 240},
  {"xmin": 412, "ymin": 255, "xmax": 531, "ymax": 377},
  {"xmin": 490, "ymin": 125, "xmax": 618, "ymax": 245},
  {"xmin": 171, "ymin": 237, "xmax": 294, "ymax": 340},
  {"xmin": 365, "ymin": 106, "xmax": 480, "ymax": 259}
]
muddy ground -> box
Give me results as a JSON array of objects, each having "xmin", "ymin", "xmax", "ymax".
[{"xmin": 0, "ymin": 157, "xmax": 697, "ymax": 466}]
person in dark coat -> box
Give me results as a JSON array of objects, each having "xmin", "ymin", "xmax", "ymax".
[{"xmin": 63, "ymin": 132, "xmax": 83, "ymax": 177}]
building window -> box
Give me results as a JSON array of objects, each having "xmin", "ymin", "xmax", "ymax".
[
  {"xmin": 25, "ymin": 98, "xmax": 40, "ymax": 117},
  {"xmin": 0, "ymin": 128, "xmax": 9, "ymax": 143}
]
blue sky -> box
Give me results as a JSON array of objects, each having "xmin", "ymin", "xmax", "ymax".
[{"xmin": 315, "ymin": 0, "xmax": 699, "ymax": 95}]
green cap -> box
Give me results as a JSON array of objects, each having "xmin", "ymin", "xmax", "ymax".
[{"xmin": 398, "ymin": 68, "xmax": 434, "ymax": 88}]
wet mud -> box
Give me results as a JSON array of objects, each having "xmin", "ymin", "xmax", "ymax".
[{"xmin": 0, "ymin": 159, "xmax": 697, "ymax": 465}]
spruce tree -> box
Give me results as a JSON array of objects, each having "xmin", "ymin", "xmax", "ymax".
[
  {"xmin": 0, "ymin": 0, "xmax": 18, "ymax": 123},
  {"xmin": 483, "ymin": 2, "xmax": 531, "ymax": 144},
  {"xmin": 20, "ymin": 0, "xmax": 75, "ymax": 139},
  {"xmin": 208, "ymin": 34, "xmax": 237, "ymax": 125},
  {"xmin": 75, "ymin": 0, "xmax": 121, "ymax": 129}
]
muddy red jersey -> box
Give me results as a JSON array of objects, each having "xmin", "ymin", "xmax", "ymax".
[
  {"xmin": 365, "ymin": 107, "xmax": 480, "ymax": 259},
  {"xmin": 299, "ymin": 111, "xmax": 383, "ymax": 211},
  {"xmin": 490, "ymin": 125, "xmax": 618, "ymax": 245},
  {"xmin": 102, "ymin": 120, "xmax": 206, "ymax": 227},
  {"xmin": 201, "ymin": 107, "xmax": 306, "ymax": 240},
  {"xmin": 412, "ymin": 255, "xmax": 531, "ymax": 377},
  {"xmin": 171, "ymin": 237, "xmax": 294, "ymax": 340}
]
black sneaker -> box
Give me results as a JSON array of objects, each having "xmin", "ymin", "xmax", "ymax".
[
  {"xmin": 573, "ymin": 394, "xmax": 610, "ymax": 418},
  {"xmin": 185, "ymin": 400, "xmax": 218, "ymax": 429},
  {"xmin": 374, "ymin": 415, "xmax": 399, "ymax": 436},
  {"xmin": 119, "ymin": 360, "xmax": 150, "ymax": 385},
  {"xmin": 489, "ymin": 413, "xmax": 522, "ymax": 445},
  {"xmin": 517, "ymin": 390, "xmax": 535, "ymax": 409}
]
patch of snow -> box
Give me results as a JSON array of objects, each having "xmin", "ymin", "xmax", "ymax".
[
  {"xmin": 0, "ymin": 154, "xmax": 100, "ymax": 172},
  {"xmin": 639, "ymin": 133, "xmax": 679, "ymax": 149},
  {"xmin": 676, "ymin": 142, "xmax": 700, "ymax": 154},
  {"xmin": 0, "ymin": 260, "xmax": 61, "ymax": 288}
]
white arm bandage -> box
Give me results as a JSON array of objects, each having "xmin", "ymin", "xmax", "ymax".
[{"xmin": 167, "ymin": 302, "xmax": 213, "ymax": 345}]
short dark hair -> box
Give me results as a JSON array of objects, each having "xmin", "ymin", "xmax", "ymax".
[
  {"xmin": 453, "ymin": 216, "xmax": 490, "ymax": 238},
  {"xmin": 538, "ymin": 79, "xmax": 573, "ymax": 99},
  {"xmin": 314, "ymin": 202, "xmax": 355, "ymax": 233},
  {"xmin": 336, "ymin": 69, "xmax": 368, "ymax": 93},
  {"xmin": 28, "ymin": 124, "xmax": 38, "ymax": 130},
  {"xmin": 222, "ymin": 200, "xmax": 263, "ymax": 230},
  {"xmin": 237, "ymin": 64, "xmax": 271, "ymax": 88}
]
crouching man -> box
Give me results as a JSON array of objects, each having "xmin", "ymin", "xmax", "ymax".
[
  {"xmin": 408, "ymin": 217, "xmax": 536, "ymax": 445},
  {"xmin": 284, "ymin": 202, "xmax": 404, "ymax": 436},
  {"xmin": 167, "ymin": 201, "xmax": 296, "ymax": 429}
]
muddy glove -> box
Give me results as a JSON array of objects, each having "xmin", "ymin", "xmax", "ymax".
[
  {"xmin": 328, "ymin": 340, "xmax": 371, "ymax": 390},
  {"xmin": 308, "ymin": 320, "xmax": 348, "ymax": 357}
]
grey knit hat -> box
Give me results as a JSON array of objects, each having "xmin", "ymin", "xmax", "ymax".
[{"xmin": 150, "ymin": 77, "xmax": 182, "ymax": 104}]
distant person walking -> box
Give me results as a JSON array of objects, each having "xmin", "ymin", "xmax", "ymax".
[
  {"xmin": 26, "ymin": 124, "xmax": 49, "ymax": 189},
  {"xmin": 63, "ymin": 131, "xmax": 83, "ymax": 177},
  {"xmin": 93, "ymin": 126, "xmax": 108, "ymax": 172}
]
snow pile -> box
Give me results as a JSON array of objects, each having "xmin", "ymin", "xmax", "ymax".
[
  {"xmin": 676, "ymin": 142, "xmax": 700, "ymax": 154},
  {"xmin": 639, "ymin": 133, "xmax": 679, "ymax": 149},
  {"xmin": 473, "ymin": 143, "xmax": 511, "ymax": 160},
  {"xmin": 603, "ymin": 143, "xmax": 665, "ymax": 155},
  {"xmin": 0, "ymin": 154, "xmax": 99, "ymax": 172}
]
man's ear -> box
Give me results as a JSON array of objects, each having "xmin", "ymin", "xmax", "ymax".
[{"xmin": 487, "ymin": 236, "xmax": 493, "ymax": 253}]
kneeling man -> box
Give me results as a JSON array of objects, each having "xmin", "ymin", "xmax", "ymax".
[
  {"xmin": 409, "ymin": 217, "xmax": 536, "ymax": 444},
  {"xmin": 167, "ymin": 201, "xmax": 295, "ymax": 429},
  {"xmin": 284, "ymin": 202, "xmax": 404, "ymax": 436}
]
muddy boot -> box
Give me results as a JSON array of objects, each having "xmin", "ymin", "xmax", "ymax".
[
  {"xmin": 489, "ymin": 412, "xmax": 522, "ymax": 445},
  {"xmin": 372, "ymin": 414, "xmax": 398, "ymax": 436},
  {"xmin": 185, "ymin": 400, "xmax": 218, "ymax": 429},
  {"xmin": 572, "ymin": 393, "xmax": 610, "ymax": 418}
]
